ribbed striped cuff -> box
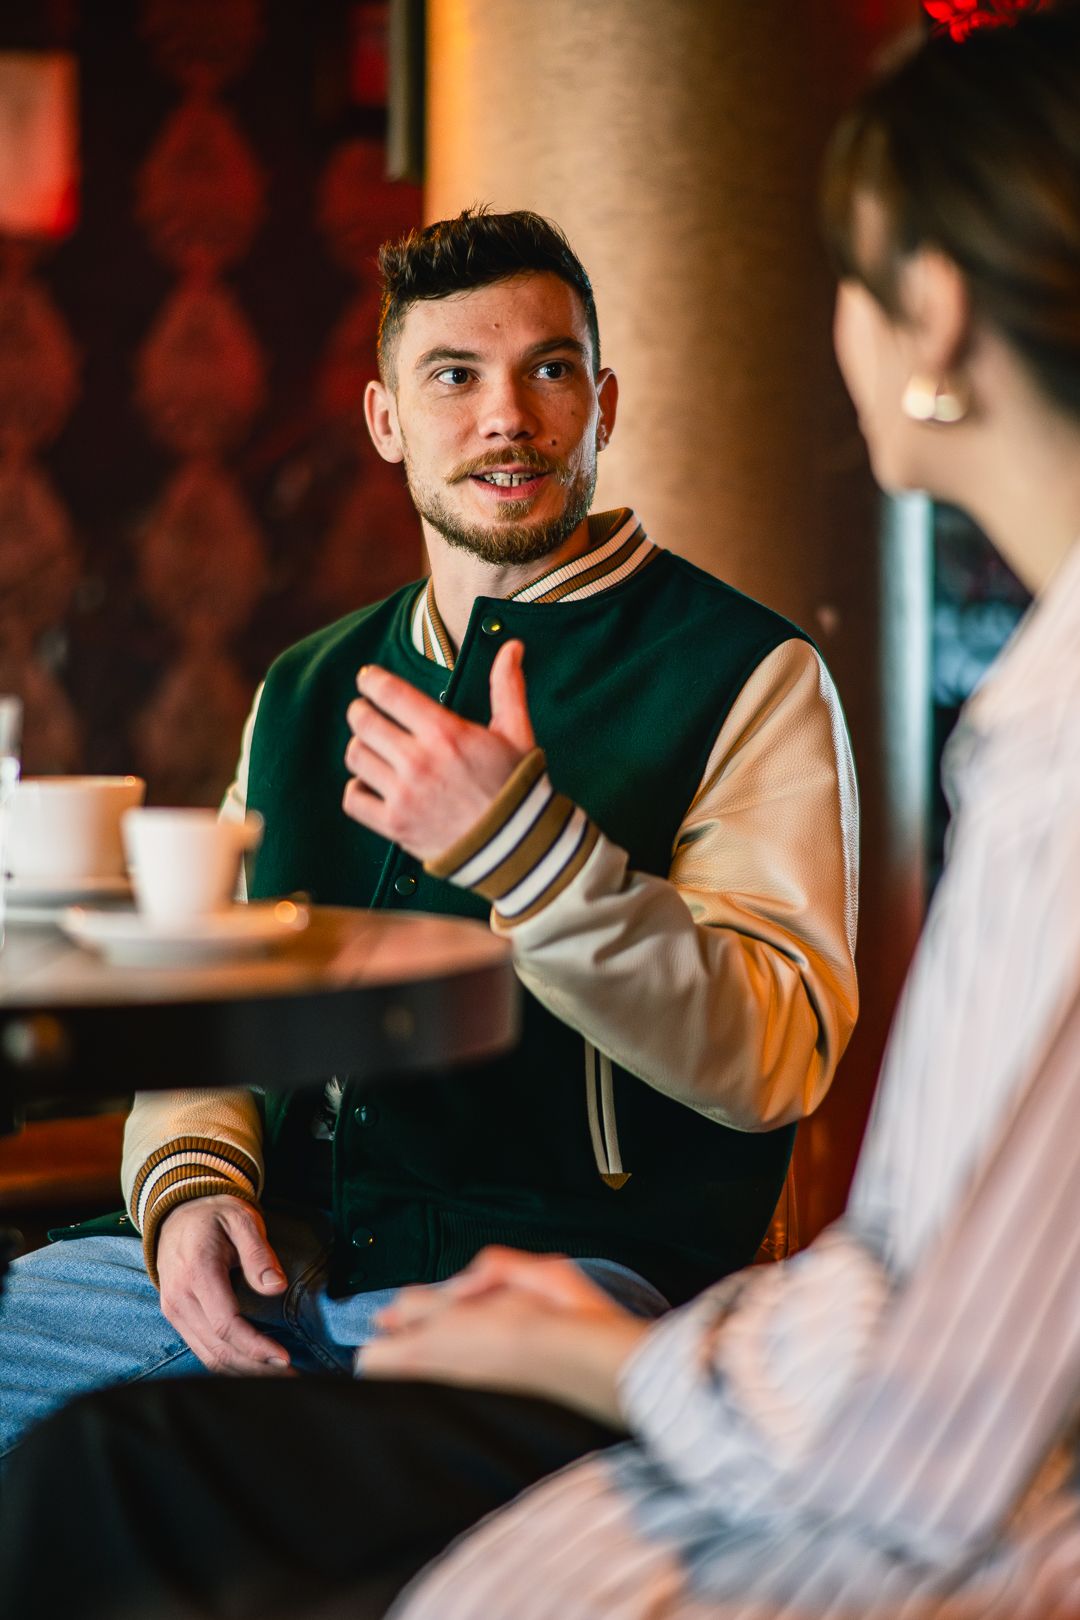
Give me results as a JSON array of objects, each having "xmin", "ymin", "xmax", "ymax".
[
  {"xmin": 426, "ymin": 747, "xmax": 600, "ymax": 926},
  {"xmin": 130, "ymin": 1137, "xmax": 262, "ymax": 1287}
]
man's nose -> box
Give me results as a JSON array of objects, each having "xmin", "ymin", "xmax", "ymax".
[{"xmin": 477, "ymin": 375, "xmax": 537, "ymax": 441}]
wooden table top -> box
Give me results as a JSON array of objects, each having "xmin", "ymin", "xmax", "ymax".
[
  {"xmin": 0, "ymin": 907, "xmax": 519, "ymax": 1127},
  {"xmin": 0, "ymin": 905, "xmax": 512, "ymax": 1008}
]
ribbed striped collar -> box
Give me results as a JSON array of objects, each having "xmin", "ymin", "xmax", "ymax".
[{"xmin": 410, "ymin": 508, "xmax": 658, "ymax": 670}]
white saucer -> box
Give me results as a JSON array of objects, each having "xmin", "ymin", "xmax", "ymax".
[
  {"xmin": 5, "ymin": 874, "xmax": 133, "ymax": 925},
  {"xmin": 60, "ymin": 903, "xmax": 310, "ymax": 966}
]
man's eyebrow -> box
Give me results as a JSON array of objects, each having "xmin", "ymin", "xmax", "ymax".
[
  {"xmin": 522, "ymin": 335, "xmax": 589, "ymax": 362},
  {"xmin": 412, "ymin": 336, "xmax": 589, "ymax": 373},
  {"xmin": 413, "ymin": 346, "xmax": 483, "ymax": 372}
]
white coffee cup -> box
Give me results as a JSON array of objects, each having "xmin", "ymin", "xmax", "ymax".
[
  {"xmin": 122, "ymin": 809, "xmax": 264, "ymax": 923},
  {"xmin": 8, "ymin": 776, "xmax": 147, "ymax": 882}
]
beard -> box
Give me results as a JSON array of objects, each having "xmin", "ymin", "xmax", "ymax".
[{"xmin": 403, "ymin": 443, "xmax": 598, "ymax": 566}]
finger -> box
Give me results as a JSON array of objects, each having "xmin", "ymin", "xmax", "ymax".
[
  {"xmin": 163, "ymin": 1286, "xmax": 292, "ymax": 1373},
  {"xmin": 208, "ymin": 1340, "xmax": 296, "ymax": 1375},
  {"xmin": 436, "ymin": 1252, "xmax": 527, "ymax": 1303},
  {"xmin": 201, "ymin": 1321, "xmax": 295, "ymax": 1375},
  {"xmin": 342, "ymin": 777, "xmax": 395, "ymax": 838},
  {"xmin": 359, "ymin": 1331, "xmax": 427, "ymax": 1380},
  {"xmin": 461, "ymin": 1246, "xmax": 548, "ymax": 1285},
  {"xmin": 460, "ymin": 1248, "xmax": 589, "ymax": 1310},
  {"xmin": 357, "ymin": 665, "xmax": 446, "ymax": 738},
  {"xmin": 346, "ymin": 695, "xmax": 409, "ymax": 742},
  {"xmin": 226, "ymin": 1209, "xmax": 288, "ymax": 1297},
  {"xmin": 210, "ymin": 1309, "xmax": 294, "ymax": 1373},
  {"xmin": 488, "ymin": 641, "xmax": 535, "ymax": 754},
  {"xmin": 345, "ymin": 698, "xmax": 414, "ymax": 768},
  {"xmin": 343, "ymin": 738, "xmax": 397, "ymax": 798},
  {"xmin": 514, "ymin": 1261, "xmax": 603, "ymax": 1309},
  {"xmin": 421, "ymin": 1247, "xmax": 559, "ymax": 1310},
  {"xmin": 375, "ymin": 1283, "xmax": 454, "ymax": 1332},
  {"xmin": 188, "ymin": 1266, "xmax": 292, "ymax": 1371}
]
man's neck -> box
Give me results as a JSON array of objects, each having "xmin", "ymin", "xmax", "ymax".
[{"xmin": 422, "ymin": 516, "xmax": 595, "ymax": 650}]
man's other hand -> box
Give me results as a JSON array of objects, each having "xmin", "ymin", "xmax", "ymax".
[
  {"xmin": 156, "ymin": 1195, "xmax": 294, "ymax": 1376},
  {"xmin": 342, "ymin": 638, "xmax": 535, "ymax": 860}
]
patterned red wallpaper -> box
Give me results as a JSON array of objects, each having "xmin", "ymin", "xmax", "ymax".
[{"xmin": 0, "ymin": 0, "xmax": 421, "ymax": 802}]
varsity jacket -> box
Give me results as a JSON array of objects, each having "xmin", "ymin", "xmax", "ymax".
[{"xmin": 121, "ymin": 510, "xmax": 859, "ymax": 1305}]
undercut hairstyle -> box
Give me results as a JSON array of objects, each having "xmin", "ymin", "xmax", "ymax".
[
  {"xmin": 376, "ymin": 207, "xmax": 600, "ymax": 386},
  {"xmin": 821, "ymin": 0, "xmax": 1080, "ymax": 420}
]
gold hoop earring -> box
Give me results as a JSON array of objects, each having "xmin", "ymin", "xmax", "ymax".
[{"xmin": 901, "ymin": 373, "xmax": 968, "ymax": 425}]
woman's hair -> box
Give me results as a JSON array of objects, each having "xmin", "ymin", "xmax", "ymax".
[{"xmin": 822, "ymin": 2, "xmax": 1080, "ymax": 418}]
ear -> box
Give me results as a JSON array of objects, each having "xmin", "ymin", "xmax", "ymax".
[
  {"xmin": 595, "ymin": 367, "xmax": 619, "ymax": 451},
  {"xmin": 364, "ymin": 379, "xmax": 405, "ymax": 465},
  {"xmin": 898, "ymin": 249, "xmax": 972, "ymax": 377}
]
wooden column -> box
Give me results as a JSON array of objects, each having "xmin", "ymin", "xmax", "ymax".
[{"xmin": 426, "ymin": 0, "xmax": 926, "ymax": 1237}]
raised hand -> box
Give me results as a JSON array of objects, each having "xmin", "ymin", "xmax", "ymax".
[{"xmin": 343, "ymin": 639, "xmax": 535, "ymax": 860}]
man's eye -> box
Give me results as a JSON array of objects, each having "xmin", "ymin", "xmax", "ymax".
[
  {"xmin": 434, "ymin": 367, "xmax": 472, "ymax": 386},
  {"xmin": 535, "ymin": 361, "xmax": 570, "ymax": 380}
]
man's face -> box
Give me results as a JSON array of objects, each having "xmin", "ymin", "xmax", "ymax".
[{"xmin": 365, "ymin": 272, "xmax": 616, "ymax": 566}]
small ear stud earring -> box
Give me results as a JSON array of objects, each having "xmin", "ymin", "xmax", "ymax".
[{"xmin": 901, "ymin": 373, "xmax": 968, "ymax": 425}]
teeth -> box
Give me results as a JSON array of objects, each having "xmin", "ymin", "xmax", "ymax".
[{"xmin": 481, "ymin": 471, "xmax": 537, "ymax": 487}]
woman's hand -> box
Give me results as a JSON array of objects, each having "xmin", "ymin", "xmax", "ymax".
[{"xmin": 358, "ymin": 1247, "xmax": 653, "ymax": 1427}]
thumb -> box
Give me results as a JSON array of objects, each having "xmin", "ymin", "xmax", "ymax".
[
  {"xmin": 489, "ymin": 640, "xmax": 535, "ymax": 754},
  {"xmin": 229, "ymin": 1208, "xmax": 287, "ymax": 1295}
]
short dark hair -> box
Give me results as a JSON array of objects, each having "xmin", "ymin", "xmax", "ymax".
[
  {"xmin": 376, "ymin": 206, "xmax": 600, "ymax": 385},
  {"xmin": 821, "ymin": 2, "xmax": 1080, "ymax": 420}
]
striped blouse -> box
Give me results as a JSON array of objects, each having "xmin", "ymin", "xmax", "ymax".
[{"xmin": 391, "ymin": 536, "xmax": 1080, "ymax": 1620}]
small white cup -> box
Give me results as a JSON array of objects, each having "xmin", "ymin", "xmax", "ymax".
[
  {"xmin": 123, "ymin": 808, "xmax": 263, "ymax": 922},
  {"xmin": 8, "ymin": 776, "xmax": 146, "ymax": 882}
]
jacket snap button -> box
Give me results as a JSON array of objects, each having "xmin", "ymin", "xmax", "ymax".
[
  {"xmin": 480, "ymin": 614, "xmax": 503, "ymax": 636},
  {"xmin": 351, "ymin": 1227, "xmax": 375, "ymax": 1249},
  {"xmin": 394, "ymin": 874, "xmax": 417, "ymax": 896},
  {"xmin": 438, "ymin": 689, "xmax": 448, "ymax": 703},
  {"xmin": 353, "ymin": 1103, "xmax": 379, "ymax": 1127}
]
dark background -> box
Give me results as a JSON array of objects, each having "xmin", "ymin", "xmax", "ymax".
[{"xmin": 0, "ymin": 0, "xmax": 421, "ymax": 803}]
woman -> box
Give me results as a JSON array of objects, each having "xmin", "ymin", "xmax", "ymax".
[
  {"xmin": 3, "ymin": 7, "xmax": 1079, "ymax": 1617},
  {"xmin": 364, "ymin": 6, "xmax": 1080, "ymax": 1615}
]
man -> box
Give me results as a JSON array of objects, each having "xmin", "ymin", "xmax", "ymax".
[{"xmin": 0, "ymin": 209, "xmax": 857, "ymax": 1450}]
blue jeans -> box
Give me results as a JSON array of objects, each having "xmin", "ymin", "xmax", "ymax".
[{"xmin": 0, "ymin": 1209, "xmax": 668, "ymax": 1463}]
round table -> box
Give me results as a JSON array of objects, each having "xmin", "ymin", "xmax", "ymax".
[{"xmin": 0, "ymin": 906, "xmax": 519, "ymax": 1131}]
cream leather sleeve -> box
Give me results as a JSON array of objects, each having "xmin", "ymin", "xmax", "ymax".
[
  {"xmin": 494, "ymin": 639, "xmax": 858, "ymax": 1130},
  {"xmin": 120, "ymin": 1088, "xmax": 265, "ymax": 1282},
  {"xmin": 120, "ymin": 684, "xmax": 266, "ymax": 1281}
]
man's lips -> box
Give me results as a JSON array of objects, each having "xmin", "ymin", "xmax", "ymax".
[
  {"xmin": 469, "ymin": 466, "xmax": 550, "ymax": 489},
  {"xmin": 468, "ymin": 466, "xmax": 551, "ymax": 492}
]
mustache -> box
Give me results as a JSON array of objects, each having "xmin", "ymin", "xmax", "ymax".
[{"xmin": 448, "ymin": 446, "xmax": 567, "ymax": 484}]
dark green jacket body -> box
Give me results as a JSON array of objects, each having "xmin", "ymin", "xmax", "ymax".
[{"xmin": 246, "ymin": 551, "xmax": 810, "ymax": 1306}]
